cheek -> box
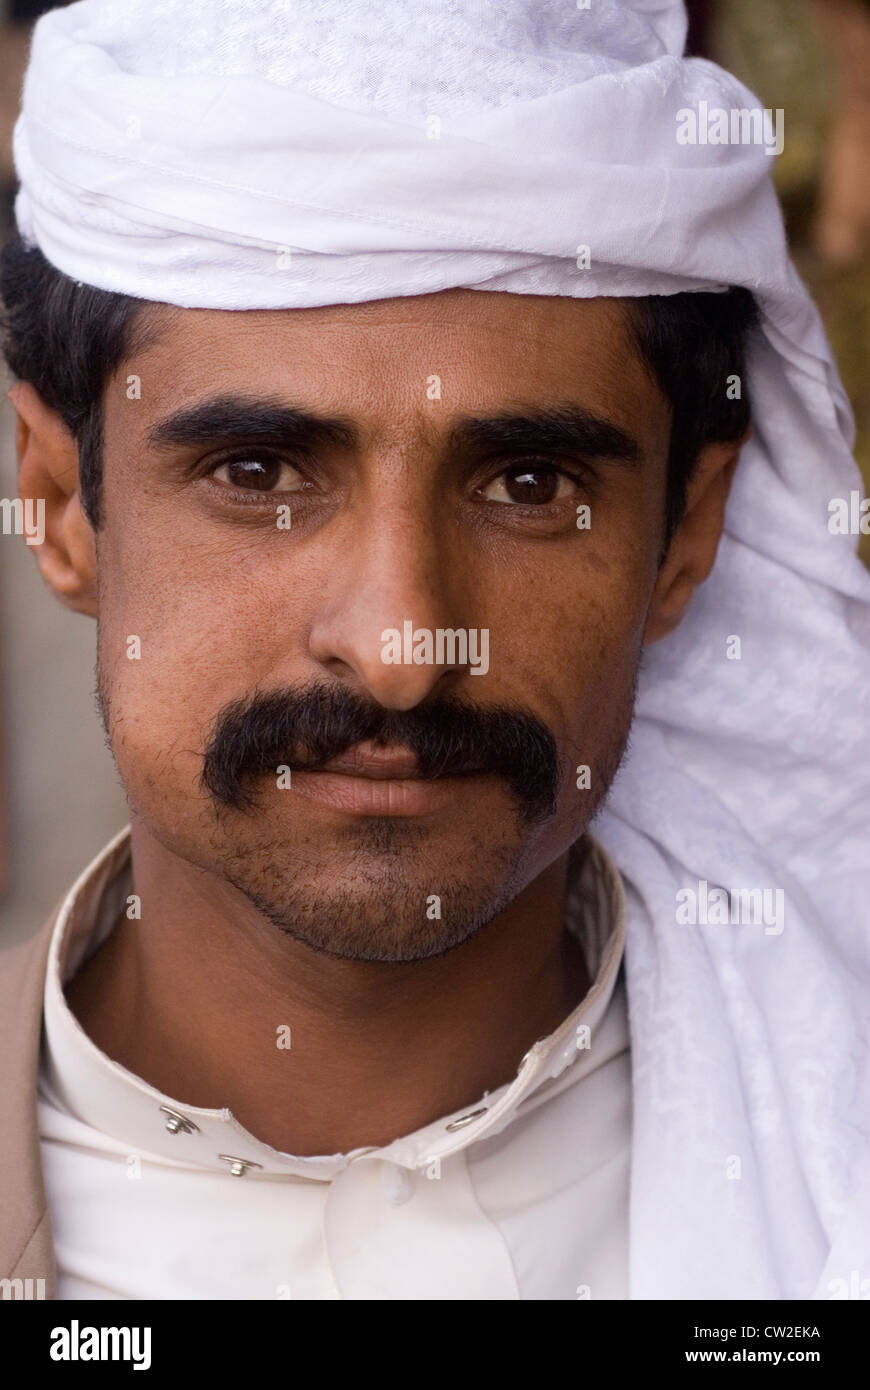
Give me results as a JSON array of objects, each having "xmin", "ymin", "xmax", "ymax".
[
  {"xmin": 542, "ymin": 582, "xmax": 646, "ymax": 845},
  {"xmin": 95, "ymin": 508, "xmax": 327, "ymax": 806},
  {"xmin": 469, "ymin": 539, "xmax": 650, "ymax": 874},
  {"xmin": 535, "ymin": 589, "xmax": 645, "ymax": 806},
  {"xmin": 485, "ymin": 523, "xmax": 655, "ymax": 739},
  {"xmin": 501, "ymin": 543, "xmax": 652, "ymax": 846}
]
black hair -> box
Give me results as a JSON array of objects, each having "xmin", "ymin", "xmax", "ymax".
[
  {"xmin": 0, "ymin": 230, "xmax": 758, "ymax": 541},
  {"xmin": 0, "ymin": 233, "xmax": 158, "ymax": 528},
  {"xmin": 627, "ymin": 287, "xmax": 759, "ymax": 545}
]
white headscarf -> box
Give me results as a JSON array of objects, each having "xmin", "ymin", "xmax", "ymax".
[{"xmin": 13, "ymin": 0, "xmax": 870, "ymax": 1299}]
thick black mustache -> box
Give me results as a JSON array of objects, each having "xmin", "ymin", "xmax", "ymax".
[{"xmin": 201, "ymin": 682, "xmax": 559, "ymax": 823}]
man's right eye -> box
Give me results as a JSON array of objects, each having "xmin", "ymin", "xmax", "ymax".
[{"xmin": 209, "ymin": 454, "xmax": 308, "ymax": 492}]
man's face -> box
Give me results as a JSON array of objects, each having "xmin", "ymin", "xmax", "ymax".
[{"xmin": 95, "ymin": 289, "xmax": 671, "ymax": 960}]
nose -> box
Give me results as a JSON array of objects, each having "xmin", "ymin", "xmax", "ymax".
[{"xmin": 308, "ymin": 499, "xmax": 474, "ymax": 711}]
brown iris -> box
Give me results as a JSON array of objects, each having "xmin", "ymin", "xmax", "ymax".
[
  {"xmin": 502, "ymin": 466, "xmax": 560, "ymax": 505},
  {"xmin": 224, "ymin": 457, "xmax": 284, "ymax": 490}
]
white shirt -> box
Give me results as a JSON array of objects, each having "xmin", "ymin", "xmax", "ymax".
[{"xmin": 38, "ymin": 826, "xmax": 631, "ymax": 1300}]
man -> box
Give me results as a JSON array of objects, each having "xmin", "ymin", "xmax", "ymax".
[{"xmin": 1, "ymin": 0, "xmax": 868, "ymax": 1301}]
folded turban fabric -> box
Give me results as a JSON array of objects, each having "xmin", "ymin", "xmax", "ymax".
[{"xmin": 13, "ymin": 0, "xmax": 870, "ymax": 1299}]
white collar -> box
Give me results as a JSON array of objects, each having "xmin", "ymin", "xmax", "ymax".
[{"xmin": 42, "ymin": 826, "xmax": 626, "ymax": 1179}]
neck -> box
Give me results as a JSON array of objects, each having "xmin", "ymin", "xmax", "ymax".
[{"xmin": 65, "ymin": 821, "xmax": 590, "ymax": 1155}]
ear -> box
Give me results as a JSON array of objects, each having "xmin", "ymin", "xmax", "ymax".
[
  {"xmin": 644, "ymin": 432, "xmax": 749, "ymax": 644},
  {"xmin": 8, "ymin": 381, "xmax": 98, "ymax": 616}
]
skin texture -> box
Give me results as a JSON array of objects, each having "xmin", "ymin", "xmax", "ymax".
[{"xmin": 11, "ymin": 288, "xmax": 743, "ymax": 1155}]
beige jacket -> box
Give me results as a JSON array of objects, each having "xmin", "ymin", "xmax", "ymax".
[
  {"xmin": 0, "ymin": 901, "xmax": 59, "ymax": 1298},
  {"xmin": 1, "ymin": 832, "xmax": 127, "ymax": 1296}
]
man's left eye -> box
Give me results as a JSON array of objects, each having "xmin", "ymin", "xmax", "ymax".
[
  {"xmin": 479, "ymin": 463, "xmax": 579, "ymax": 506},
  {"xmin": 210, "ymin": 456, "xmax": 306, "ymax": 492}
]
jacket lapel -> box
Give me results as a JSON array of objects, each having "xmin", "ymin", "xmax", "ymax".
[{"xmin": 0, "ymin": 905, "xmax": 60, "ymax": 1298}]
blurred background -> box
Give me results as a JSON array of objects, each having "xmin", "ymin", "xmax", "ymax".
[{"xmin": 1, "ymin": 0, "xmax": 869, "ymax": 938}]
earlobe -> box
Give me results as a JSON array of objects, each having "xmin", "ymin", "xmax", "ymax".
[
  {"xmin": 643, "ymin": 434, "xmax": 748, "ymax": 645},
  {"xmin": 8, "ymin": 381, "xmax": 98, "ymax": 616}
]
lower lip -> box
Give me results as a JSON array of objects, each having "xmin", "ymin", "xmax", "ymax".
[{"xmin": 286, "ymin": 770, "xmax": 485, "ymax": 816}]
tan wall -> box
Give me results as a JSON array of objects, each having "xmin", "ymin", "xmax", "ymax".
[{"xmin": 0, "ymin": 389, "xmax": 128, "ymax": 944}]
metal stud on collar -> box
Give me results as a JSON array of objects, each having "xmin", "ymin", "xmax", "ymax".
[
  {"xmin": 218, "ymin": 1154, "xmax": 264, "ymax": 1177},
  {"xmin": 445, "ymin": 1106, "xmax": 488, "ymax": 1131},
  {"xmin": 159, "ymin": 1105, "xmax": 200, "ymax": 1136}
]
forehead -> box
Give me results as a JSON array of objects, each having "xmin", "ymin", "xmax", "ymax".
[{"xmin": 119, "ymin": 289, "xmax": 666, "ymax": 439}]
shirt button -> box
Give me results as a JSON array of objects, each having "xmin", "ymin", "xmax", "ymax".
[{"xmin": 381, "ymin": 1162, "xmax": 415, "ymax": 1206}]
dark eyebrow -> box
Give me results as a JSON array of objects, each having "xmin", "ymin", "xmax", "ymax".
[
  {"xmin": 446, "ymin": 406, "xmax": 642, "ymax": 464},
  {"xmin": 147, "ymin": 395, "xmax": 359, "ymax": 453},
  {"xmin": 146, "ymin": 394, "xmax": 641, "ymax": 466}
]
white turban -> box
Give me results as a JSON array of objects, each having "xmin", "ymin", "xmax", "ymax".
[{"xmin": 13, "ymin": 0, "xmax": 870, "ymax": 1299}]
